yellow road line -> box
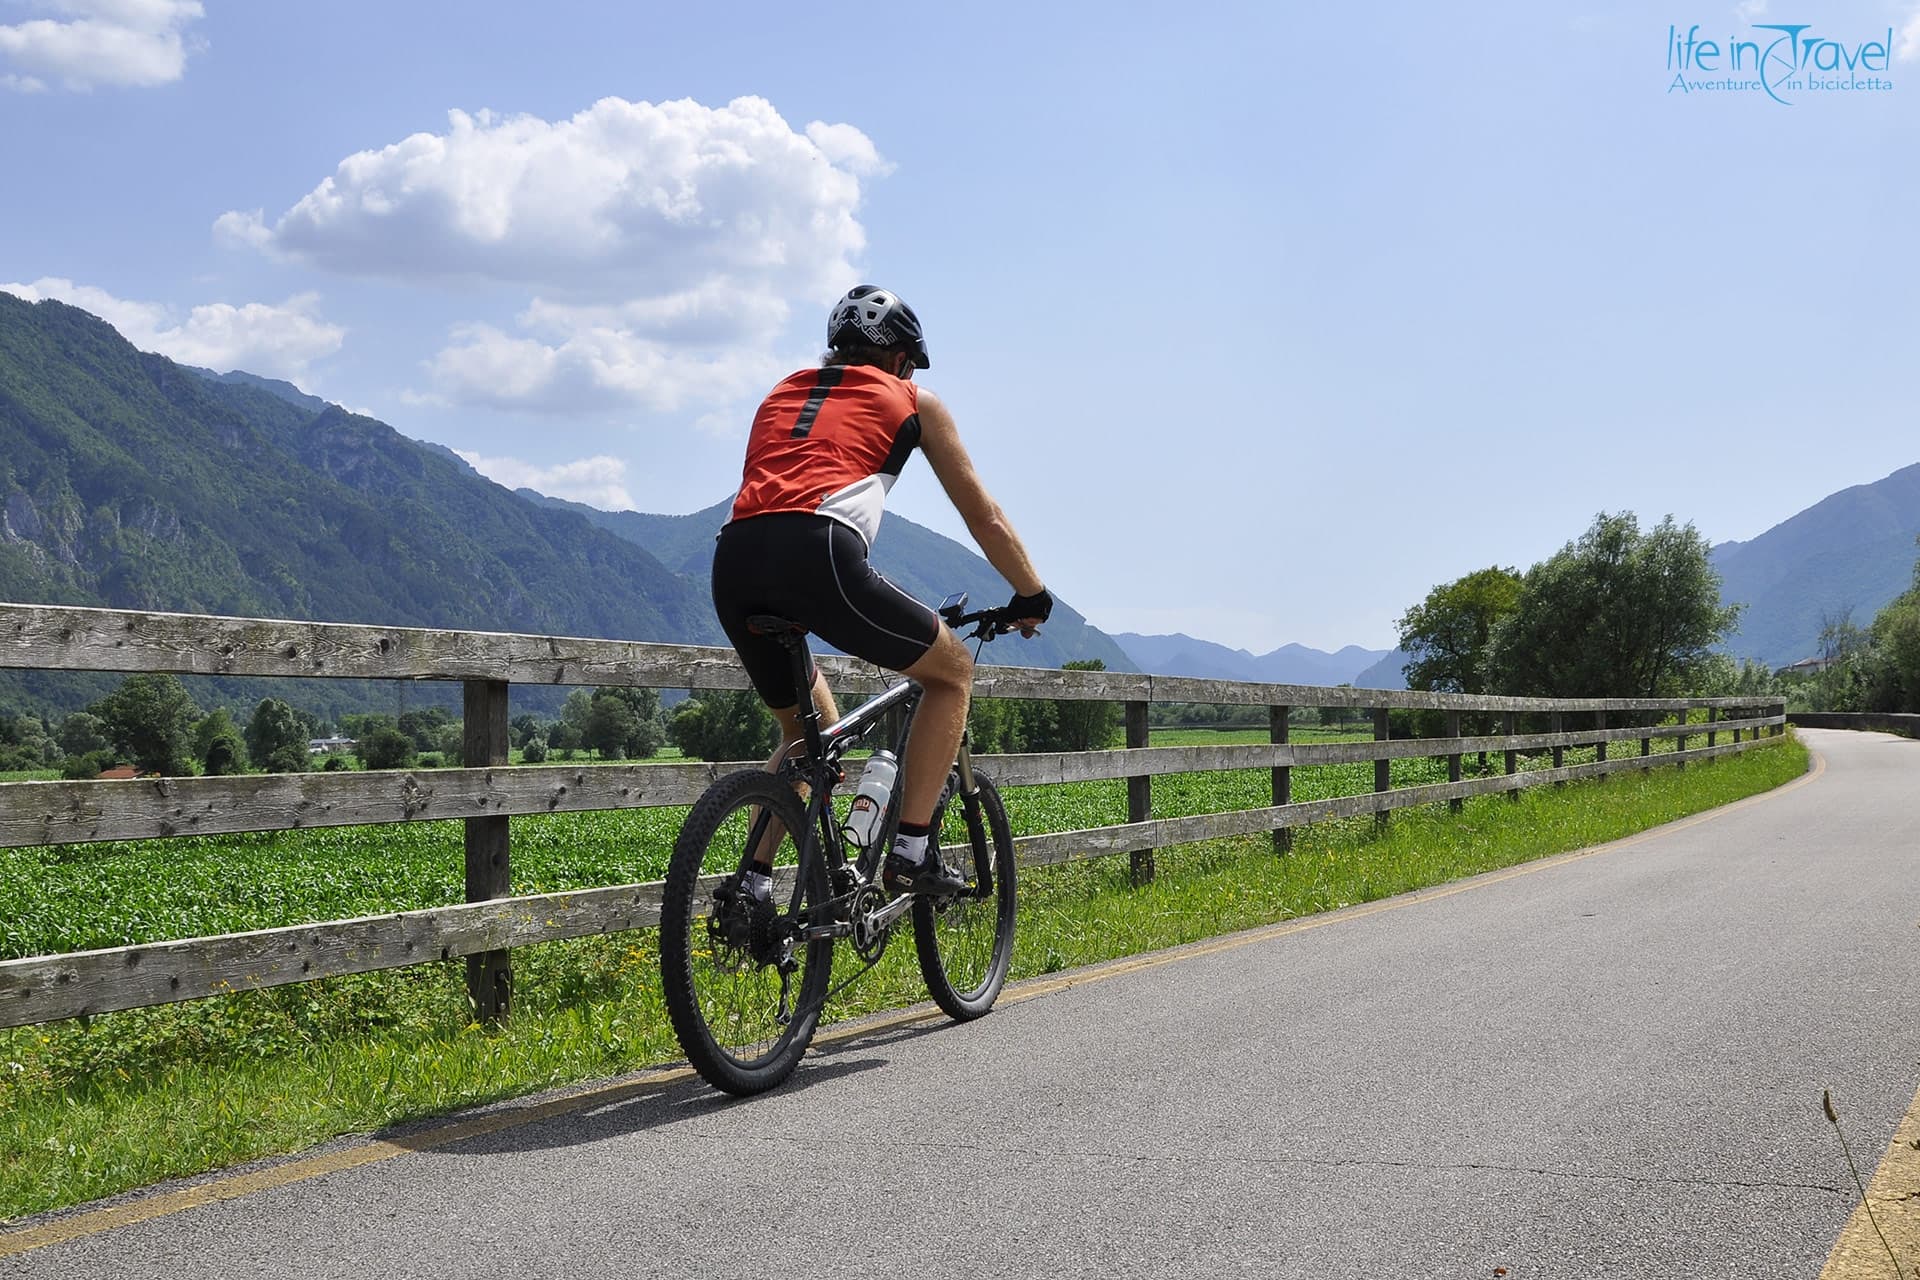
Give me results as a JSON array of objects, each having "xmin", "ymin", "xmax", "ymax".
[
  {"xmin": 1821, "ymin": 1094, "xmax": 1920, "ymax": 1280},
  {"xmin": 0, "ymin": 743, "xmax": 1828, "ymax": 1261}
]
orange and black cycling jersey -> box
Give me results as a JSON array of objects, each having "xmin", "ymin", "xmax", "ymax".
[{"xmin": 728, "ymin": 364, "xmax": 922, "ymax": 549}]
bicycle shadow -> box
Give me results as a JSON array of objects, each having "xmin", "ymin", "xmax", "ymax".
[{"xmin": 388, "ymin": 1016, "xmax": 958, "ymax": 1160}]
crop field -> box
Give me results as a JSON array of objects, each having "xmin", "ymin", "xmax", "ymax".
[
  {"xmin": 0, "ymin": 732, "xmax": 1627, "ymax": 958},
  {"xmin": 0, "ymin": 724, "xmax": 1788, "ymax": 1220}
]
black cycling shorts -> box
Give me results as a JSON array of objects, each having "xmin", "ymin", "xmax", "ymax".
[{"xmin": 712, "ymin": 512, "xmax": 940, "ymax": 709}]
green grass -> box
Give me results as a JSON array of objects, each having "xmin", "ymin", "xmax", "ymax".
[{"xmin": 0, "ymin": 735, "xmax": 1806, "ymax": 1221}]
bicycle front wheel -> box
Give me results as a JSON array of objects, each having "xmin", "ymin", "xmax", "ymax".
[
  {"xmin": 913, "ymin": 771, "xmax": 1017, "ymax": 1020},
  {"xmin": 660, "ymin": 769, "xmax": 833, "ymax": 1095}
]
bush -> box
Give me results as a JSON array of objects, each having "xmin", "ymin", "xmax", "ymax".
[
  {"xmin": 266, "ymin": 744, "xmax": 310, "ymax": 774},
  {"xmin": 355, "ymin": 727, "xmax": 416, "ymax": 771},
  {"xmin": 59, "ymin": 749, "xmax": 119, "ymax": 780},
  {"xmin": 321, "ymin": 754, "xmax": 352, "ymax": 772},
  {"xmin": 417, "ymin": 752, "xmax": 444, "ymax": 769},
  {"xmin": 667, "ymin": 690, "xmax": 779, "ymax": 762},
  {"xmin": 521, "ymin": 738, "xmax": 548, "ymax": 763},
  {"xmin": 201, "ymin": 734, "xmax": 247, "ymax": 776}
]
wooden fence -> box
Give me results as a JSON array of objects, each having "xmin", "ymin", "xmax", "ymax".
[
  {"xmin": 0, "ymin": 602, "xmax": 1787, "ymax": 1031},
  {"xmin": 1786, "ymin": 711, "xmax": 1920, "ymax": 738}
]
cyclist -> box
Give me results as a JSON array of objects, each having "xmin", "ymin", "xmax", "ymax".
[{"xmin": 712, "ymin": 284, "xmax": 1052, "ymax": 898}]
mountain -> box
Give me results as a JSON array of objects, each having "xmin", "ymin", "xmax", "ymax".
[
  {"xmin": 1713, "ymin": 462, "xmax": 1920, "ymax": 668},
  {"xmin": 0, "ymin": 293, "xmax": 1132, "ymax": 727},
  {"xmin": 0, "ymin": 293, "xmax": 721, "ymax": 716},
  {"xmin": 1111, "ymin": 632, "xmax": 1398, "ymax": 687},
  {"xmin": 1352, "ymin": 649, "xmax": 1409, "ymax": 690},
  {"xmin": 521, "ymin": 491, "xmax": 1135, "ymax": 673},
  {"xmin": 184, "ymin": 366, "xmax": 330, "ymax": 416}
]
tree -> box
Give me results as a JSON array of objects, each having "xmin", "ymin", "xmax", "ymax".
[
  {"xmin": 966, "ymin": 695, "xmax": 1057, "ymax": 754},
  {"xmin": 1048, "ymin": 660, "xmax": 1122, "ymax": 752},
  {"xmin": 356, "ymin": 727, "xmax": 417, "ymax": 771},
  {"xmin": 558, "ymin": 689, "xmax": 596, "ymax": 749},
  {"xmin": 398, "ymin": 708, "xmax": 454, "ymax": 753},
  {"xmin": 246, "ymin": 698, "xmax": 310, "ymax": 767},
  {"xmin": 1488, "ymin": 512, "xmax": 1741, "ymax": 698},
  {"xmin": 267, "ymin": 743, "xmax": 311, "ymax": 774},
  {"xmin": 90, "ymin": 674, "xmax": 199, "ymax": 774},
  {"xmin": 192, "ymin": 708, "xmax": 250, "ymax": 775},
  {"xmin": 668, "ymin": 690, "xmax": 779, "ymax": 762},
  {"xmin": 1396, "ymin": 567, "xmax": 1523, "ymax": 694},
  {"xmin": 583, "ymin": 694, "xmax": 639, "ymax": 759},
  {"xmin": 511, "ymin": 713, "xmax": 546, "ymax": 750},
  {"xmin": 593, "ymin": 686, "xmax": 664, "ymax": 758},
  {"xmin": 0, "ymin": 712, "xmax": 57, "ymax": 770},
  {"xmin": 57, "ymin": 712, "xmax": 111, "ymax": 758},
  {"xmin": 1863, "ymin": 544, "xmax": 1920, "ymax": 712}
]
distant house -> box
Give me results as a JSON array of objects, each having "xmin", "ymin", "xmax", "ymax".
[
  {"xmin": 1779, "ymin": 656, "xmax": 1834, "ymax": 677},
  {"xmin": 307, "ymin": 737, "xmax": 357, "ymax": 755},
  {"xmin": 96, "ymin": 764, "xmax": 139, "ymax": 780}
]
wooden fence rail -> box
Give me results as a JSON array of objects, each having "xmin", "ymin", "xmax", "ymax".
[{"xmin": 0, "ymin": 603, "xmax": 1788, "ymax": 1030}]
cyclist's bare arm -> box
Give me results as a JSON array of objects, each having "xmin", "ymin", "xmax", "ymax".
[{"xmin": 916, "ymin": 390, "xmax": 1045, "ymax": 605}]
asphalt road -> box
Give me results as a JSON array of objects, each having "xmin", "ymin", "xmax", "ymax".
[{"xmin": 6, "ymin": 728, "xmax": 1916, "ymax": 1279}]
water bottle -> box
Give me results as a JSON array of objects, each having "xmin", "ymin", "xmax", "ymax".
[{"xmin": 842, "ymin": 750, "xmax": 898, "ymax": 851}]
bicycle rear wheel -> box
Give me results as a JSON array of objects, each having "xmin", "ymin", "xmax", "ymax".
[
  {"xmin": 912, "ymin": 771, "xmax": 1017, "ymax": 1019},
  {"xmin": 660, "ymin": 769, "xmax": 833, "ymax": 1094}
]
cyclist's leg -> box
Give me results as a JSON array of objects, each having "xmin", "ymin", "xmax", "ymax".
[
  {"xmin": 747, "ymin": 672, "xmax": 842, "ymax": 866},
  {"xmin": 765, "ymin": 666, "xmax": 841, "ymax": 771},
  {"xmin": 896, "ymin": 626, "xmax": 973, "ymax": 827}
]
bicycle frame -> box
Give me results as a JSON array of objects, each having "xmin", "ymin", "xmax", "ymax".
[{"xmin": 745, "ymin": 621, "xmax": 995, "ymax": 938}]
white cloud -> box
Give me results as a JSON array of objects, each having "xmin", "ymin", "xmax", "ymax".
[
  {"xmin": 0, "ymin": 277, "xmax": 345, "ymax": 381},
  {"xmin": 451, "ymin": 450, "xmax": 636, "ymax": 511},
  {"xmin": 420, "ymin": 317, "xmax": 788, "ymax": 417},
  {"xmin": 219, "ymin": 95, "xmax": 890, "ymax": 416},
  {"xmin": 212, "ymin": 209, "xmax": 274, "ymax": 251},
  {"xmin": 1898, "ymin": 4, "xmax": 1920, "ymax": 62},
  {"xmin": 0, "ymin": 0, "xmax": 203, "ymax": 91},
  {"xmin": 805, "ymin": 121, "xmax": 894, "ymax": 177}
]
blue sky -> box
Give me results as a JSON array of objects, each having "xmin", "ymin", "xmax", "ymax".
[{"xmin": 3, "ymin": 1, "xmax": 1917, "ymax": 653}]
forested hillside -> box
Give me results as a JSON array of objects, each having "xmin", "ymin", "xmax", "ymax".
[{"xmin": 0, "ymin": 294, "xmax": 719, "ymax": 716}]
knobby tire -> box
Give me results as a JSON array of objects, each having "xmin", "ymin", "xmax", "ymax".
[
  {"xmin": 660, "ymin": 770, "xmax": 832, "ymax": 1095},
  {"xmin": 912, "ymin": 771, "xmax": 1017, "ymax": 1020}
]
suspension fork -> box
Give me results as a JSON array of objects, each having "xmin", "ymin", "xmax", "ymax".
[{"xmin": 953, "ymin": 733, "xmax": 995, "ymax": 896}]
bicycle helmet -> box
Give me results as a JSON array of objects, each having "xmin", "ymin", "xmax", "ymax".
[{"xmin": 827, "ymin": 285, "xmax": 930, "ymax": 370}]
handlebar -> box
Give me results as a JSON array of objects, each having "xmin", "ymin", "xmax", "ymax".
[{"xmin": 937, "ymin": 593, "xmax": 1033, "ymax": 643}]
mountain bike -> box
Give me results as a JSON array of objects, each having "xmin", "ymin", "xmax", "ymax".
[{"xmin": 659, "ymin": 594, "xmax": 1021, "ymax": 1095}]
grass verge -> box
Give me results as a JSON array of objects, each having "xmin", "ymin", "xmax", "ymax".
[{"xmin": 0, "ymin": 736, "xmax": 1808, "ymax": 1222}]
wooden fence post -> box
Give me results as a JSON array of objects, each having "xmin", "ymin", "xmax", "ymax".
[
  {"xmin": 464, "ymin": 678, "xmax": 512, "ymax": 1023},
  {"xmin": 1708, "ymin": 706, "xmax": 1718, "ymax": 749},
  {"xmin": 1772, "ymin": 701, "xmax": 1786, "ymax": 736},
  {"xmin": 1446, "ymin": 710, "xmax": 1462, "ymax": 814},
  {"xmin": 1551, "ymin": 710, "xmax": 1565, "ymax": 786},
  {"xmin": 1676, "ymin": 707, "xmax": 1689, "ymax": 770},
  {"xmin": 1504, "ymin": 711, "xmax": 1518, "ymax": 801},
  {"xmin": 1126, "ymin": 700, "xmax": 1153, "ymax": 886},
  {"xmin": 1270, "ymin": 704, "xmax": 1292, "ymax": 855},
  {"xmin": 1595, "ymin": 709, "xmax": 1608, "ymax": 776},
  {"xmin": 1374, "ymin": 707, "xmax": 1391, "ymax": 831}
]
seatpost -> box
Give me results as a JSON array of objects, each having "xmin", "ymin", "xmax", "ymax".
[{"xmin": 781, "ymin": 634, "xmax": 827, "ymax": 763}]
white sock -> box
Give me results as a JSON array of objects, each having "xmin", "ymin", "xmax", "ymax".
[{"xmin": 891, "ymin": 831, "xmax": 929, "ymax": 864}]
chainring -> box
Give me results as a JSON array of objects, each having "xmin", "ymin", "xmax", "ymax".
[{"xmin": 848, "ymin": 883, "xmax": 893, "ymax": 962}]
